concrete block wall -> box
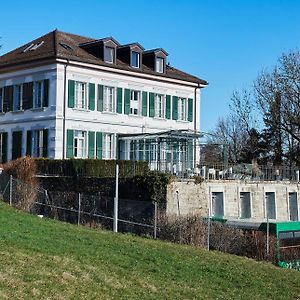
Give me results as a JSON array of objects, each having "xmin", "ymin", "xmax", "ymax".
[{"xmin": 166, "ymin": 180, "xmax": 300, "ymax": 221}]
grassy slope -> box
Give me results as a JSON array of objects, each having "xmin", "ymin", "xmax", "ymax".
[{"xmin": 0, "ymin": 202, "xmax": 299, "ymax": 300}]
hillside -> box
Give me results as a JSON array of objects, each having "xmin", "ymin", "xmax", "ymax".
[{"xmin": 0, "ymin": 202, "xmax": 299, "ymax": 299}]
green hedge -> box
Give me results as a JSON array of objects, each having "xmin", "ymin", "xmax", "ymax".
[{"xmin": 35, "ymin": 159, "xmax": 149, "ymax": 178}]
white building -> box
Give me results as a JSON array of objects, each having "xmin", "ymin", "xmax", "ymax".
[{"xmin": 0, "ymin": 30, "xmax": 207, "ymax": 171}]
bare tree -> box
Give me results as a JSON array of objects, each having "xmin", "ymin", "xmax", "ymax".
[{"xmin": 255, "ymin": 50, "xmax": 300, "ymax": 165}]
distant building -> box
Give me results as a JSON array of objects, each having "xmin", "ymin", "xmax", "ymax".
[{"xmin": 0, "ymin": 30, "xmax": 207, "ymax": 173}]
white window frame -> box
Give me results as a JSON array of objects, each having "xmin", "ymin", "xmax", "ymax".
[
  {"xmin": 156, "ymin": 57, "xmax": 164, "ymax": 73},
  {"xmin": 155, "ymin": 94, "xmax": 165, "ymax": 118},
  {"xmin": 131, "ymin": 51, "xmax": 140, "ymax": 68},
  {"xmin": 178, "ymin": 97, "xmax": 188, "ymax": 121},
  {"xmin": 32, "ymin": 129, "xmax": 44, "ymax": 158},
  {"xmin": 130, "ymin": 90, "xmax": 141, "ymax": 115},
  {"xmin": 103, "ymin": 86, "xmax": 115, "ymax": 113},
  {"xmin": 74, "ymin": 81, "xmax": 87, "ymax": 109},
  {"xmin": 33, "ymin": 81, "xmax": 44, "ymax": 108},
  {"xmin": 74, "ymin": 130, "xmax": 87, "ymax": 158},
  {"xmin": 103, "ymin": 133, "xmax": 115, "ymax": 159},
  {"xmin": 104, "ymin": 46, "xmax": 115, "ymax": 63},
  {"xmin": 13, "ymin": 84, "xmax": 23, "ymax": 111}
]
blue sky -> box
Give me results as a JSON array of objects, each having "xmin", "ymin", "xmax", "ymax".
[{"xmin": 1, "ymin": 0, "xmax": 300, "ymax": 132}]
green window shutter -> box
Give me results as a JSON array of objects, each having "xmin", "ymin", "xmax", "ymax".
[
  {"xmin": 124, "ymin": 88, "xmax": 130, "ymax": 115},
  {"xmin": 97, "ymin": 85, "xmax": 103, "ymax": 112},
  {"xmin": 116, "ymin": 87, "xmax": 123, "ymax": 114},
  {"xmin": 22, "ymin": 82, "xmax": 33, "ymax": 110},
  {"xmin": 149, "ymin": 92, "xmax": 155, "ymax": 117},
  {"xmin": 172, "ymin": 96, "xmax": 178, "ymax": 120},
  {"xmin": 88, "ymin": 131, "xmax": 95, "ymax": 158},
  {"xmin": 43, "ymin": 129, "xmax": 48, "ymax": 157},
  {"xmin": 1, "ymin": 132, "xmax": 7, "ymax": 163},
  {"xmin": 188, "ymin": 98, "xmax": 193, "ymax": 122},
  {"xmin": 66, "ymin": 129, "xmax": 74, "ymax": 158},
  {"xmin": 12, "ymin": 131, "xmax": 22, "ymax": 160},
  {"xmin": 43, "ymin": 79, "xmax": 49, "ymax": 107},
  {"xmin": 166, "ymin": 95, "xmax": 171, "ymax": 119},
  {"xmin": 26, "ymin": 130, "xmax": 32, "ymax": 156},
  {"xmin": 68, "ymin": 80, "xmax": 75, "ymax": 108},
  {"xmin": 96, "ymin": 132, "xmax": 103, "ymax": 159},
  {"xmin": 142, "ymin": 91, "xmax": 148, "ymax": 117},
  {"xmin": 88, "ymin": 83, "xmax": 95, "ymax": 110}
]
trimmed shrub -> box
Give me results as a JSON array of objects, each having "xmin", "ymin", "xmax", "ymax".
[{"xmin": 35, "ymin": 158, "xmax": 149, "ymax": 178}]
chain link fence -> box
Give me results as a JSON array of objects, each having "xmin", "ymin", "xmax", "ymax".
[{"xmin": 0, "ymin": 172, "xmax": 157, "ymax": 237}]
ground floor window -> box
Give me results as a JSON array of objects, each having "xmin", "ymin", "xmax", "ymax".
[
  {"xmin": 27, "ymin": 129, "xmax": 48, "ymax": 158},
  {"xmin": 74, "ymin": 130, "xmax": 87, "ymax": 158},
  {"xmin": 102, "ymin": 133, "xmax": 115, "ymax": 159},
  {"xmin": 0, "ymin": 132, "xmax": 7, "ymax": 163}
]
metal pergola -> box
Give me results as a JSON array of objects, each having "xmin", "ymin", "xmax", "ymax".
[{"xmin": 118, "ymin": 129, "xmax": 202, "ymax": 175}]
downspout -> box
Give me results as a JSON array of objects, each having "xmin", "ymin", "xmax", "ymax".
[
  {"xmin": 194, "ymin": 83, "xmax": 200, "ymax": 167},
  {"xmin": 62, "ymin": 59, "xmax": 70, "ymax": 159}
]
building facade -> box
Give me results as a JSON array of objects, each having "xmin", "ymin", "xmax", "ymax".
[{"xmin": 0, "ymin": 30, "xmax": 207, "ymax": 171}]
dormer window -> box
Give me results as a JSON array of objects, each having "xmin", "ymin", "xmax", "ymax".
[
  {"xmin": 104, "ymin": 46, "xmax": 115, "ymax": 63},
  {"xmin": 131, "ymin": 51, "xmax": 140, "ymax": 68},
  {"xmin": 156, "ymin": 57, "xmax": 164, "ymax": 73}
]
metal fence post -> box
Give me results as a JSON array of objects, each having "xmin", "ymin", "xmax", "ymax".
[
  {"xmin": 78, "ymin": 193, "xmax": 81, "ymax": 226},
  {"xmin": 9, "ymin": 175, "xmax": 13, "ymax": 206},
  {"xmin": 153, "ymin": 201, "xmax": 158, "ymax": 239},
  {"xmin": 113, "ymin": 164, "xmax": 119, "ymax": 233},
  {"xmin": 207, "ymin": 208, "xmax": 211, "ymax": 251}
]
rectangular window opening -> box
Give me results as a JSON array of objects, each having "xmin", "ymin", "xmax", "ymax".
[
  {"xmin": 104, "ymin": 46, "xmax": 115, "ymax": 63},
  {"xmin": 131, "ymin": 51, "xmax": 140, "ymax": 68},
  {"xmin": 265, "ymin": 192, "xmax": 276, "ymax": 219},
  {"xmin": 130, "ymin": 90, "xmax": 140, "ymax": 115},
  {"xmin": 289, "ymin": 192, "xmax": 298, "ymax": 221},
  {"xmin": 156, "ymin": 57, "xmax": 164, "ymax": 73},
  {"xmin": 240, "ymin": 192, "xmax": 251, "ymax": 219},
  {"xmin": 104, "ymin": 86, "xmax": 115, "ymax": 112},
  {"xmin": 155, "ymin": 94, "xmax": 165, "ymax": 118},
  {"xmin": 74, "ymin": 130, "xmax": 87, "ymax": 158},
  {"xmin": 212, "ymin": 192, "xmax": 224, "ymax": 218},
  {"xmin": 74, "ymin": 81, "xmax": 87, "ymax": 109}
]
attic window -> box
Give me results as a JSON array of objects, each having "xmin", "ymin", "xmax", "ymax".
[
  {"xmin": 156, "ymin": 57, "xmax": 164, "ymax": 73},
  {"xmin": 104, "ymin": 46, "xmax": 115, "ymax": 63},
  {"xmin": 59, "ymin": 42, "xmax": 73, "ymax": 51},
  {"xmin": 131, "ymin": 51, "xmax": 140, "ymax": 68},
  {"xmin": 23, "ymin": 41, "xmax": 44, "ymax": 52}
]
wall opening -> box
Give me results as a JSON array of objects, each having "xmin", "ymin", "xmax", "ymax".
[
  {"xmin": 240, "ymin": 192, "xmax": 251, "ymax": 219},
  {"xmin": 265, "ymin": 192, "xmax": 276, "ymax": 219},
  {"xmin": 211, "ymin": 192, "xmax": 224, "ymax": 218},
  {"xmin": 289, "ymin": 192, "xmax": 298, "ymax": 221}
]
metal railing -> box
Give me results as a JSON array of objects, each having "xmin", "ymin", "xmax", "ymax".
[{"xmin": 194, "ymin": 163, "xmax": 300, "ymax": 182}]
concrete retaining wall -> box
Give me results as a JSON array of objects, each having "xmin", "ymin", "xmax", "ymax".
[{"xmin": 166, "ymin": 180, "xmax": 300, "ymax": 221}]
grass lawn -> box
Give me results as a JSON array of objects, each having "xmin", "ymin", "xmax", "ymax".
[{"xmin": 0, "ymin": 201, "xmax": 299, "ymax": 299}]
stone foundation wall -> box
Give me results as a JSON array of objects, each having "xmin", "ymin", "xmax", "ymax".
[{"xmin": 166, "ymin": 180, "xmax": 300, "ymax": 221}]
